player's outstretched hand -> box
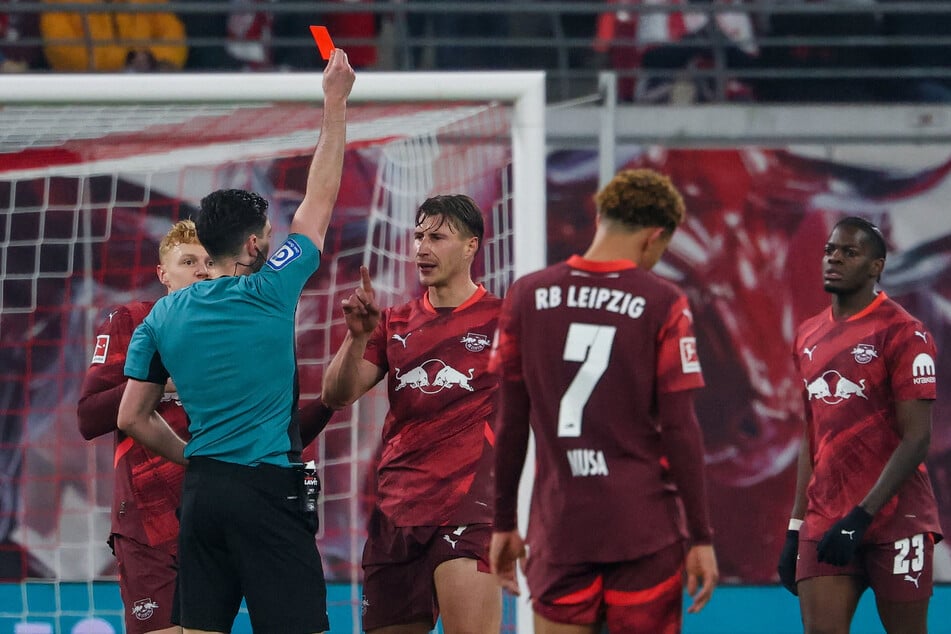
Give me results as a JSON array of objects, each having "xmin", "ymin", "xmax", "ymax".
[
  {"xmin": 323, "ymin": 48, "xmax": 355, "ymax": 104},
  {"xmin": 777, "ymin": 529, "xmax": 800, "ymax": 595},
  {"xmin": 489, "ymin": 530, "xmax": 526, "ymax": 596},
  {"xmin": 817, "ymin": 505, "xmax": 872, "ymax": 566},
  {"xmin": 685, "ymin": 544, "xmax": 718, "ymax": 613},
  {"xmin": 342, "ymin": 265, "xmax": 380, "ymax": 337}
]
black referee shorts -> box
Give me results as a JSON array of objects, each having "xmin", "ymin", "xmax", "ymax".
[{"xmin": 177, "ymin": 457, "xmax": 329, "ymax": 633}]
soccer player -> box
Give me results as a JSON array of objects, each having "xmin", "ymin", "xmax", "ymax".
[
  {"xmin": 489, "ymin": 168, "xmax": 719, "ymax": 633},
  {"xmin": 116, "ymin": 49, "xmax": 354, "ymax": 634},
  {"xmin": 321, "ymin": 194, "xmax": 502, "ymax": 633},
  {"xmin": 777, "ymin": 216, "xmax": 943, "ymax": 634},
  {"xmin": 77, "ymin": 219, "xmax": 337, "ymax": 634}
]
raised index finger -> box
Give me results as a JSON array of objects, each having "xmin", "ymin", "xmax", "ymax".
[{"xmin": 360, "ymin": 265, "xmax": 373, "ymax": 293}]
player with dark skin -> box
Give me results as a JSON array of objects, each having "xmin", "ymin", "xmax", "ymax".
[{"xmin": 780, "ymin": 218, "xmax": 942, "ymax": 634}]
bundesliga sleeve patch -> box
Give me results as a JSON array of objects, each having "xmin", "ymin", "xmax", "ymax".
[
  {"xmin": 266, "ymin": 237, "xmax": 303, "ymax": 271},
  {"xmin": 91, "ymin": 334, "xmax": 110, "ymax": 364},
  {"xmin": 679, "ymin": 337, "xmax": 701, "ymax": 374}
]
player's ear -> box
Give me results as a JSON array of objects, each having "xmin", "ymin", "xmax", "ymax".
[
  {"xmin": 156, "ymin": 264, "xmax": 170, "ymax": 288},
  {"xmin": 870, "ymin": 257, "xmax": 885, "ymax": 281},
  {"xmin": 646, "ymin": 226, "xmax": 667, "ymax": 247}
]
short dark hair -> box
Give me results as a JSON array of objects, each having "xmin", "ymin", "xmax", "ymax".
[
  {"xmin": 415, "ymin": 194, "xmax": 485, "ymax": 248},
  {"xmin": 195, "ymin": 189, "xmax": 269, "ymax": 259},
  {"xmin": 834, "ymin": 216, "xmax": 887, "ymax": 260},
  {"xmin": 595, "ymin": 169, "xmax": 686, "ymax": 234}
]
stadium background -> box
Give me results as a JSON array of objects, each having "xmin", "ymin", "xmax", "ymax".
[{"xmin": 3, "ymin": 138, "xmax": 950, "ymax": 632}]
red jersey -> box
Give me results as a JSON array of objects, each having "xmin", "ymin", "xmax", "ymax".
[
  {"xmin": 492, "ymin": 256, "xmax": 706, "ymax": 563},
  {"xmin": 77, "ymin": 301, "xmax": 190, "ymax": 551},
  {"xmin": 794, "ymin": 292, "xmax": 942, "ymax": 544},
  {"xmin": 364, "ymin": 285, "xmax": 500, "ymax": 527}
]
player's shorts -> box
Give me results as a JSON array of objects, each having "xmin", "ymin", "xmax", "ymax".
[
  {"xmin": 177, "ymin": 457, "xmax": 329, "ymax": 633},
  {"xmin": 525, "ymin": 540, "xmax": 685, "ymax": 633},
  {"xmin": 797, "ymin": 533, "xmax": 935, "ymax": 602},
  {"xmin": 361, "ymin": 507, "xmax": 491, "ymax": 630},
  {"xmin": 111, "ymin": 534, "xmax": 177, "ymax": 634}
]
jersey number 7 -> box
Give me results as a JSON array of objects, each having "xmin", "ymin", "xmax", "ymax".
[{"xmin": 558, "ymin": 323, "xmax": 617, "ymax": 437}]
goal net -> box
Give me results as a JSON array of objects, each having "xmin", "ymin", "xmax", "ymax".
[{"xmin": 0, "ymin": 72, "xmax": 544, "ymax": 632}]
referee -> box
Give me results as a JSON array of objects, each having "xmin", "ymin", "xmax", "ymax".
[{"xmin": 117, "ymin": 49, "xmax": 355, "ymax": 634}]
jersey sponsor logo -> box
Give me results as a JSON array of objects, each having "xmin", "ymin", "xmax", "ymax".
[
  {"xmin": 912, "ymin": 353, "xmax": 936, "ymax": 384},
  {"xmin": 680, "ymin": 337, "xmax": 701, "ymax": 374},
  {"xmin": 851, "ymin": 343, "xmax": 878, "ymax": 364},
  {"xmin": 803, "ymin": 345, "xmax": 817, "ymax": 361},
  {"xmin": 534, "ymin": 284, "xmax": 647, "ymax": 319},
  {"xmin": 460, "ymin": 332, "xmax": 491, "ymax": 352},
  {"xmin": 391, "ymin": 332, "xmax": 412, "ymax": 348},
  {"xmin": 393, "ymin": 360, "xmax": 475, "ymax": 393},
  {"xmin": 566, "ymin": 448, "xmax": 609, "ymax": 476},
  {"xmin": 91, "ymin": 335, "xmax": 110, "ymax": 364},
  {"xmin": 804, "ymin": 370, "xmax": 868, "ymax": 404},
  {"xmin": 266, "ymin": 237, "xmax": 303, "ymax": 271},
  {"xmin": 132, "ymin": 598, "xmax": 159, "ymax": 621}
]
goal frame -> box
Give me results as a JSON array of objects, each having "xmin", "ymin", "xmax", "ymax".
[
  {"xmin": 1, "ymin": 71, "xmax": 547, "ymax": 280},
  {"xmin": 1, "ymin": 71, "xmax": 545, "ymax": 632}
]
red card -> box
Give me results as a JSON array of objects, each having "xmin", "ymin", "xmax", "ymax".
[{"xmin": 309, "ymin": 25, "xmax": 335, "ymax": 60}]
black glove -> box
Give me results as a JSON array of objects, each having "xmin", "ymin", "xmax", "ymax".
[
  {"xmin": 777, "ymin": 529, "xmax": 800, "ymax": 595},
  {"xmin": 817, "ymin": 505, "xmax": 873, "ymax": 566}
]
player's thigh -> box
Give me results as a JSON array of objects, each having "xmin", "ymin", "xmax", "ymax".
[
  {"xmin": 112, "ymin": 535, "xmax": 180, "ymax": 634},
  {"xmin": 433, "ymin": 558, "xmax": 501, "ymax": 634},
  {"xmin": 797, "ymin": 575, "xmax": 864, "ymax": 634},
  {"xmin": 875, "ymin": 598, "xmax": 930, "ymax": 634},
  {"xmin": 431, "ymin": 523, "xmax": 500, "ymax": 634},
  {"xmin": 533, "ymin": 612, "xmax": 599, "ymax": 634}
]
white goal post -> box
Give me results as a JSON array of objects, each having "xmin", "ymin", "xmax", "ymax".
[{"xmin": 0, "ymin": 71, "xmax": 544, "ymax": 633}]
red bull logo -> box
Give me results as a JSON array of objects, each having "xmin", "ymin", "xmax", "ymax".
[
  {"xmin": 394, "ymin": 360, "xmax": 476, "ymax": 393},
  {"xmin": 805, "ymin": 370, "xmax": 868, "ymax": 404}
]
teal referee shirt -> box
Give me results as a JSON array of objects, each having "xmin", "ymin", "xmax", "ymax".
[{"xmin": 125, "ymin": 234, "xmax": 319, "ymax": 467}]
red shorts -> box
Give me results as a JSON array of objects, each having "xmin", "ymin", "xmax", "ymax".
[
  {"xmin": 361, "ymin": 508, "xmax": 491, "ymax": 630},
  {"xmin": 525, "ymin": 540, "xmax": 685, "ymax": 633},
  {"xmin": 111, "ymin": 534, "xmax": 177, "ymax": 634},
  {"xmin": 797, "ymin": 533, "xmax": 935, "ymax": 602}
]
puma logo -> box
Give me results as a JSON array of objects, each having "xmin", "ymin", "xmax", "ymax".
[
  {"xmin": 841, "ymin": 529, "xmax": 855, "ymax": 540},
  {"xmin": 915, "ymin": 331, "xmax": 928, "ymax": 342},
  {"xmin": 392, "ymin": 333, "xmax": 412, "ymax": 348},
  {"xmin": 803, "ymin": 345, "xmax": 817, "ymax": 361},
  {"xmin": 443, "ymin": 535, "xmax": 458, "ymax": 549},
  {"xmin": 904, "ymin": 572, "xmax": 922, "ymax": 588}
]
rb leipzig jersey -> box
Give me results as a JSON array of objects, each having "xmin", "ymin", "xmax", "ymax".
[
  {"xmin": 364, "ymin": 285, "xmax": 500, "ymax": 527},
  {"xmin": 492, "ymin": 256, "xmax": 705, "ymax": 563},
  {"xmin": 78, "ymin": 301, "xmax": 190, "ymax": 551},
  {"xmin": 794, "ymin": 292, "xmax": 942, "ymax": 544}
]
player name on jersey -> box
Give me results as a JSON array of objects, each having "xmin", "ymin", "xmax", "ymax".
[
  {"xmin": 566, "ymin": 448, "xmax": 610, "ymax": 477},
  {"xmin": 534, "ymin": 284, "xmax": 647, "ymax": 319}
]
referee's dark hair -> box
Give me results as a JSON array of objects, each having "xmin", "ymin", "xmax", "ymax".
[
  {"xmin": 195, "ymin": 189, "xmax": 269, "ymax": 260},
  {"xmin": 834, "ymin": 216, "xmax": 887, "ymax": 260}
]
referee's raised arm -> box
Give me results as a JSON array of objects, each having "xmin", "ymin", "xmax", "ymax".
[{"xmin": 290, "ymin": 48, "xmax": 356, "ymax": 252}]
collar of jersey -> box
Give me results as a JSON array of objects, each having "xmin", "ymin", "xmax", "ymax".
[
  {"xmin": 567, "ymin": 254, "xmax": 637, "ymax": 273},
  {"xmin": 828, "ymin": 290, "xmax": 889, "ymax": 323},
  {"xmin": 422, "ymin": 283, "xmax": 487, "ymax": 313}
]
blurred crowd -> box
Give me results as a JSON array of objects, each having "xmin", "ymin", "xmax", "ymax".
[{"xmin": 1, "ymin": 0, "xmax": 950, "ymax": 103}]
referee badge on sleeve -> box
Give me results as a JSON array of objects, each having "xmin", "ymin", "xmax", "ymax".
[{"xmin": 267, "ymin": 238, "xmax": 303, "ymax": 271}]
